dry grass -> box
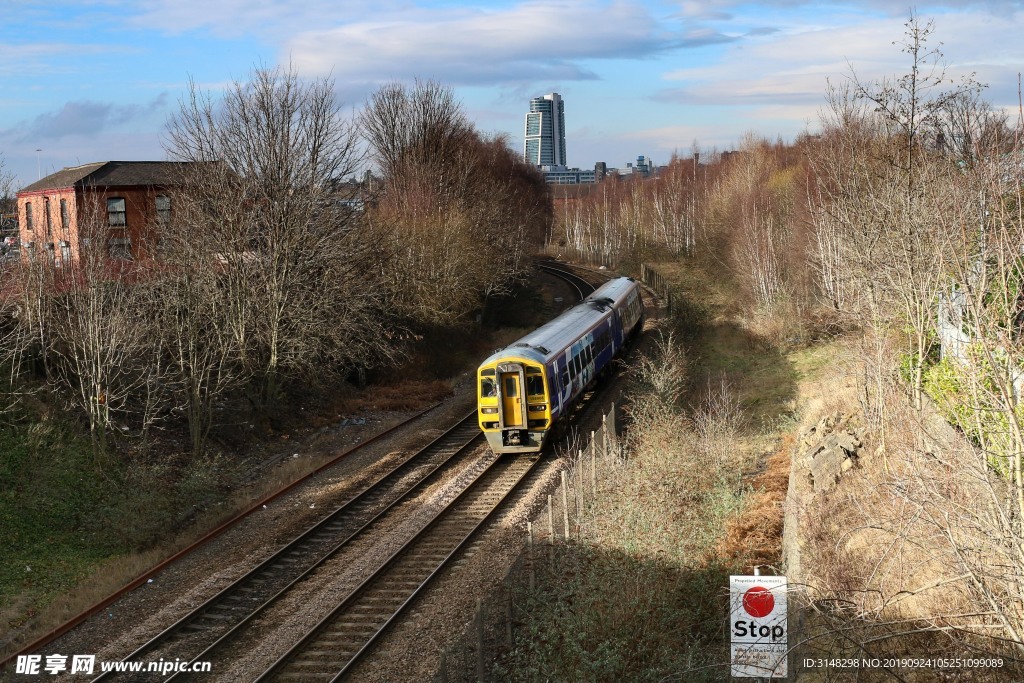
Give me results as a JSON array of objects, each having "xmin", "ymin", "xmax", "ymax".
[
  {"xmin": 791, "ymin": 338, "xmax": 1024, "ymax": 676},
  {"xmin": 718, "ymin": 433, "xmax": 792, "ymax": 570}
]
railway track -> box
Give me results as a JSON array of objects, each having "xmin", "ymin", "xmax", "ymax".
[
  {"xmin": 1, "ymin": 402, "xmax": 448, "ymax": 671},
  {"xmin": 253, "ymin": 453, "xmax": 541, "ymax": 682},
  {"xmin": 536, "ymin": 261, "xmax": 598, "ymax": 298},
  {"xmin": 91, "ymin": 413, "xmax": 485, "ymax": 682}
]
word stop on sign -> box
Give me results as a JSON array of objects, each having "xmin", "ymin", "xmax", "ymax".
[{"xmin": 730, "ymin": 575, "xmax": 788, "ymax": 679}]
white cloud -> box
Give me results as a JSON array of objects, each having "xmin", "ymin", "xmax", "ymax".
[
  {"xmin": 124, "ymin": 0, "xmax": 393, "ymax": 38},
  {"xmin": 285, "ymin": 1, "xmax": 677, "ymax": 86},
  {"xmin": 658, "ymin": 10, "xmax": 1024, "ymax": 113},
  {"xmin": 0, "ymin": 43, "xmax": 117, "ymax": 77}
]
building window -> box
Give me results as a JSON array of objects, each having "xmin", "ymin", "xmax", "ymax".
[
  {"xmin": 107, "ymin": 197, "xmax": 126, "ymax": 227},
  {"xmin": 155, "ymin": 195, "xmax": 171, "ymax": 223},
  {"xmin": 60, "ymin": 199, "xmax": 69, "ymax": 231},
  {"xmin": 59, "ymin": 240, "xmax": 71, "ymax": 266},
  {"xmin": 44, "ymin": 197, "xmax": 52, "ymax": 235},
  {"xmin": 25, "ymin": 202, "xmax": 33, "ymax": 231},
  {"xmin": 108, "ymin": 237, "xmax": 132, "ymax": 260}
]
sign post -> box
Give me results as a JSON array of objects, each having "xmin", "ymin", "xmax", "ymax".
[{"xmin": 730, "ymin": 575, "xmax": 788, "ymax": 678}]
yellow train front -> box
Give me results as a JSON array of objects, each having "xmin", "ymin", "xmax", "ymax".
[
  {"xmin": 478, "ymin": 277, "xmax": 643, "ymax": 454},
  {"xmin": 478, "ymin": 355, "xmax": 552, "ymax": 453}
]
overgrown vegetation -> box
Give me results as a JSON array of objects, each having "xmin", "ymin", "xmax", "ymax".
[
  {"xmin": 0, "ymin": 415, "xmax": 230, "ymax": 632},
  {"xmin": 523, "ymin": 10, "xmax": 1024, "ymax": 673},
  {"xmin": 499, "ymin": 331, "xmax": 747, "ymax": 681}
]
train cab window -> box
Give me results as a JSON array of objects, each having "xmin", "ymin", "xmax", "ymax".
[
  {"xmin": 527, "ymin": 374, "xmax": 544, "ymax": 396},
  {"xmin": 480, "ymin": 378, "xmax": 496, "ymax": 397},
  {"xmin": 504, "ymin": 376, "xmax": 518, "ymax": 397}
]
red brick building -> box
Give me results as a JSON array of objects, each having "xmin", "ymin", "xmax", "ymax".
[{"xmin": 16, "ymin": 161, "xmax": 190, "ymax": 267}]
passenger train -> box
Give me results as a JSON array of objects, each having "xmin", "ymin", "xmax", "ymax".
[{"xmin": 477, "ymin": 277, "xmax": 643, "ymax": 454}]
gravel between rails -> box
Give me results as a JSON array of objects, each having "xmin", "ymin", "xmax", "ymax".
[
  {"xmin": 217, "ymin": 445, "xmax": 501, "ymax": 681},
  {"xmin": 30, "ymin": 391, "xmax": 476, "ymax": 683}
]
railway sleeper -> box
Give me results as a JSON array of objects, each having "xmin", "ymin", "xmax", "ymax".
[{"xmin": 328, "ymin": 623, "xmax": 377, "ymax": 632}]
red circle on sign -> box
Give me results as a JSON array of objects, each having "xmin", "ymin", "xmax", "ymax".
[{"xmin": 743, "ymin": 586, "xmax": 775, "ymax": 618}]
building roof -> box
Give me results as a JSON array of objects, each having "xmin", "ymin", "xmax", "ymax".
[{"xmin": 19, "ymin": 161, "xmax": 192, "ymax": 194}]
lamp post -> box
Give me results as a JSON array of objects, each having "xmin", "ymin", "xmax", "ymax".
[{"xmin": 35, "ymin": 149, "xmax": 42, "ymax": 180}]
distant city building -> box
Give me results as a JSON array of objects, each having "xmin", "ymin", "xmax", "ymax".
[
  {"xmin": 539, "ymin": 165, "xmax": 597, "ymax": 185},
  {"xmin": 524, "ymin": 93, "xmax": 566, "ymax": 167},
  {"xmin": 605, "ymin": 155, "xmax": 657, "ymax": 179}
]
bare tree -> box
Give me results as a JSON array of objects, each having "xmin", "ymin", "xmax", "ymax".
[
  {"xmin": 165, "ymin": 65, "xmax": 394, "ymax": 416},
  {"xmin": 360, "ymin": 79, "xmax": 475, "ymax": 186},
  {"xmin": 43, "ymin": 207, "xmax": 158, "ymax": 456},
  {"xmin": 362, "ymin": 82, "xmax": 548, "ymax": 325},
  {"xmin": 809, "ymin": 15, "xmax": 982, "ymax": 413}
]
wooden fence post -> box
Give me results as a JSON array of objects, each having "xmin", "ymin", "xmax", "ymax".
[
  {"xmin": 527, "ymin": 521, "xmax": 536, "ymax": 590},
  {"xmin": 547, "ymin": 494, "xmax": 555, "ymax": 545},
  {"xmin": 560, "ymin": 470, "xmax": 570, "ymax": 540}
]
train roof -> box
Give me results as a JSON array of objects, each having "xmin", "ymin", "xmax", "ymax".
[{"xmin": 479, "ymin": 277, "xmax": 638, "ymax": 368}]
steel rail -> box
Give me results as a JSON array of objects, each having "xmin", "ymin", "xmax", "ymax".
[
  {"xmin": 536, "ymin": 262, "xmax": 597, "ymax": 299},
  {"xmin": 253, "ymin": 454, "xmax": 541, "ymax": 683},
  {"xmin": 90, "ymin": 412, "xmax": 484, "ymax": 682},
  {"xmin": 0, "ymin": 400, "xmax": 446, "ymax": 673}
]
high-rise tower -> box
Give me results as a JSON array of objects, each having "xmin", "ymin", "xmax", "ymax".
[{"xmin": 523, "ymin": 93, "xmax": 566, "ymax": 168}]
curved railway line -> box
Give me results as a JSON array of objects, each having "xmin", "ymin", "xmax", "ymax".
[
  {"xmin": 3, "ymin": 263, "xmax": 617, "ymax": 682},
  {"xmin": 536, "ymin": 261, "xmax": 597, "ymax": 299}
]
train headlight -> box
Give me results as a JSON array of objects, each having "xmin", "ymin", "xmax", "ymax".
[
  {"xmin": 528, "ymin": 404, "xmax": 546, "ymax": 412},
  {"xmin": 481, "ymin": 407, "xmax": 498, "ymax": 414}
]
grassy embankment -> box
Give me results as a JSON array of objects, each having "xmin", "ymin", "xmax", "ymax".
[
  {"xmin": 498, "ymin": 260, "xmax": 839, "ymax": 681},
  {"xmin": 0, "ymin": 410, "xmax": 234, "ymax": 643}
]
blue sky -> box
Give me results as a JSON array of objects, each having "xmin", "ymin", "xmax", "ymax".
[{"xmin": 2, "ymin": 0, "xmax": 1022, "ymax": 188}]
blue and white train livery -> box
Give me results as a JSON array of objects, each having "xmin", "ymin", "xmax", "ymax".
[{"xmin": 477, "ymin": 277, "xmax": 643, "ymax": 454}]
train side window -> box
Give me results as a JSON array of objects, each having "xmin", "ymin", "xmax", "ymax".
[
  {"xmin": 561, "ymin": 370, "xmax": 569, "ymax": 387},
  {"xmin": 480, "ymin": 378, "xmax": 496, "ymax": 397}
]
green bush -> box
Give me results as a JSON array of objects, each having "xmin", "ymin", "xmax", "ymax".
[{"xmin": 922, "ymin": 354, "xmax": 1022, "ymax": 477}]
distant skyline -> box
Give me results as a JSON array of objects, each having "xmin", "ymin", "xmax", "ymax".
[{"xmin": 3, "ymin": 1, "xmax": 1023, "ymax": 189}]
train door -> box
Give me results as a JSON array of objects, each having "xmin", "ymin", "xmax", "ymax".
[
  {"xmin": 580, "ymin": 332, "xmax": 595, "ymax": 387},
  {"xmin": 499, "ymin": 368, "xmax": 525, "ymax": 428}
]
